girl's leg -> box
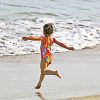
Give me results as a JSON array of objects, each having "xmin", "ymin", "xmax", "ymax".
[
  {"xmin": 44, "ymin": 61, "xmax": 61, "ymax": 78},
  {"xmin": 35, "ymin": 59, "xmax": 61, "ymax": 89},
  {"xmin": 35, "ymin": 59, "xmax": 47, "ymax": 89},
  {"xmin": 44, "ymin": 70, "xmax": 61, "ymax": 78}
]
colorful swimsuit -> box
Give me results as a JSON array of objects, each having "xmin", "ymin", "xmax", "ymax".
[{"xmin": 40, "ymin": 36, "xmax": 53, "ymax": 64}]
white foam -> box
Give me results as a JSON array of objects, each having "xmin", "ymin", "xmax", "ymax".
[{"xmin": 0, "ymin": 17, "xmax": 100, "ymax": 56}]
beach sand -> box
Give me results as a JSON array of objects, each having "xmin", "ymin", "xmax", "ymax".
[
  {"xmin": 0, "ymin": 45, "xmax": 100, "ymax": 100},
  {"xmin": 68, "ymin": 95, "xmax": 100, "ymax": 100}
]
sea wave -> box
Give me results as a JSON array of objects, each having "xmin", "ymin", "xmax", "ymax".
[
  {"xmin": 0, "ymin": 17, "xmax": 100, "ymax": 56},
  {"xmin": 0, "ymin": 2, "xmax": 40, "ymax": 9},
  {"xmin": 15, "ymin": 12, "xmax": 58, "ymax": 17}
]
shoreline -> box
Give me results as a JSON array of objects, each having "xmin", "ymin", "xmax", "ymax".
[{"xmin": 0, "ymin": 44, "xmax": 100, "ymax": 62}]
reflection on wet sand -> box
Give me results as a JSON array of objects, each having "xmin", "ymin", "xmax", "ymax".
[{"xmin": 35, "ymin": 92, "xmax": 47, "ymax": 100}]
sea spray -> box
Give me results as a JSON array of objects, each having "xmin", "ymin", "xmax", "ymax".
[{"xmin": 0, "ymin": 17, "xmax": 100, "ymax": 56}]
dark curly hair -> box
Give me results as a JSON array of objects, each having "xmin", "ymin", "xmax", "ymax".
[{"xmin": 43, "ymin": 23, "xmax": 53, "ymax": 36}]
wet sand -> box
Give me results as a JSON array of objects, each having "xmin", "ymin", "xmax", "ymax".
[{"xmin": 0, "ymin": 45, "xmax": 100, "ymax": 100}]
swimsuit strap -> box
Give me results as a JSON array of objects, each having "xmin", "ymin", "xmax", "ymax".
[{"xmin": 42, "ymin": 36, "xmax": 53, "ymax": 48}]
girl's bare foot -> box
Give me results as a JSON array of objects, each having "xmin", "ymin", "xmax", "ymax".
[
  {"xmin": 56, "ymin": 71, "xmax": 61, "ymax": 78},
  {"xmin": 35, "ymin": 85, "xmax": 41, "ymax": 89}
]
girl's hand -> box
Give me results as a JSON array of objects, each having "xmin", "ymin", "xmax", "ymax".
[
  {"xmin": 22, "ymin": 37, "xmax": 28, "ymax": 41},
  {"xmin": 68, "ymin": 47, "xmax": 74, "ymax": 50}
]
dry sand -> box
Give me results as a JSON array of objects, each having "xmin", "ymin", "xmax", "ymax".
[{"xmin": 68, "ymin": 95, "xmax": 100, "ymax": 100}]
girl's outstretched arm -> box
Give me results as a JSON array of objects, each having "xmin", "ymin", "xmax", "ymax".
[
  {"xmin": 54, "ymin": 38, "xmax": 74, "ymax": 50},
  {"xmin": 22, "ymin": 36, "xmax": 42, "ymax": 41}
]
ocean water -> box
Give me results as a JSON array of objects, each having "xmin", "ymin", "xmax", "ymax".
[{"xmin": 0, "ymin": 0, "xmax": 100, "ymax": 56}]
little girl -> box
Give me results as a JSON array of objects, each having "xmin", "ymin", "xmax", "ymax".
[{"xmin": 22, "ymin": 23, "xmax": 74, "ymax": 89}]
